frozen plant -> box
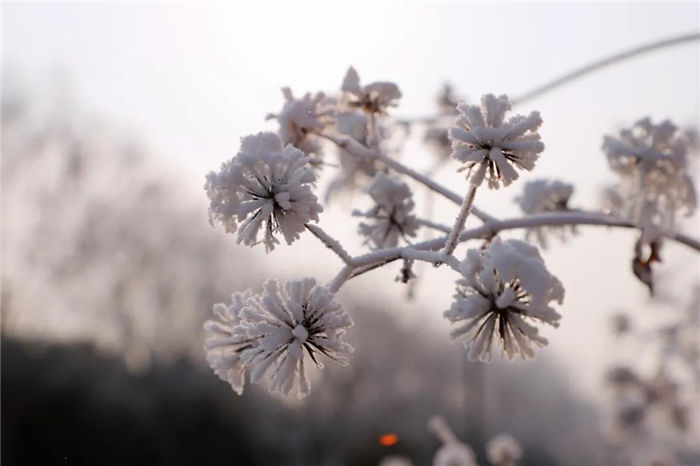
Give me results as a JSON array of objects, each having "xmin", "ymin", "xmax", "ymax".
[
  {"xmin": 341, "ymin": 66, "xmax": 402, "ymax": 116},
  {"xmin": 602, "ymin": 118, "xmax": 696, "ymax": 233},
  {"xmin": 202, "ymin": 40, "xmax": 700, "ymax": 404},
  {"xmin": 267, "ymin": 87, "xmax": 334, "ymax": 167},
  {"xmin": 203, "ymin": 278, "xmax": 353, "ymax": 398},
  {"xmin": 444, "ymin": 238, "xmax": 564, "ymax": 361},
  {"xmin": 440, "ymin": 93, "xmax": 545, "ymax": 258},
  {"xmin": 514, "ymin": 179, "xmax": 577, "ymax": 248},
  {"xmin": 205, "ymin": 132, "xmax": 323, "ymax": 251},
  {"xmin": 356, "ymin": 173, "xmax": 420, "ymax": 249},
  {"xmin": 449, "ymin": 94, "xmax": 544, "ymax": 189}
]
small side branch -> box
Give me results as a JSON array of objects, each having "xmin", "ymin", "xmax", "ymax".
[
  {"xmin": 340, "ymin": 211, "xmax": 700, "ymax": 285},
  {"xmin": 440, "ymin": 184, "xmax": 478, "ymax": 259},
  {"xmin": 305, "ymin": 224, "xmax": 354, "ymax": 265},
  {"xmin": 415, "ymin": 217, "xmax": 452, "ymax": 234},
  {"xmin": 401, "ymin": 248, "xmax": 461, "ymax": 272},
  {"xmin": 317, "ymin": 130, "xmax": 496, "ymax": 223}
]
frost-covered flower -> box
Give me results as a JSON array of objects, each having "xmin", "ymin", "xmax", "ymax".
[
  {"xmin": 203, "ymin": 290, "xmax": 255, "ymax": 395},
  {"xmin": 341, "ymin": 66, "xmax": 401, "ymax": 115},
  {"xmin": 444, "ymin": 238, "xmax": 564, "ymax": 361},
  {"xmin": 602, "ymin": 118, "xmax": 696, "ymax": 231},
  {"xmin": 356, "ymin": 173, "xmax": 420, "ymax": 249},
  {"xmin": 205, "ymin": 132, "xmax": 323, "ymax": 251},
  {"xmin": 236, "ymin": 278, "xmax": 354, "ymax": 398},
  {"xmin": 486, "ymin": 434, "xmax": 522, "ymax": 466},
  {"xmin": 449, "ymin": 94, "xmax": 544, "ymax": 188},
  {"xmin": 267, "ymin": 87, "xmax": 333, "ymax": 167},
  {"xmin": 515, "ymin": 179, "xmax": 576, "ymax": 248},
  {"xmin": 516, "ymin": 179, "xmax": 573, "ymax": 214}
]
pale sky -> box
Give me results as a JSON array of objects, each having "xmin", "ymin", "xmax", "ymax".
[{"xmin": 3, "ymin": 2, "xmax": 700, "ymax": 401}]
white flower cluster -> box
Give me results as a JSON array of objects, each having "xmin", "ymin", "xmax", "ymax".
[
  {"xmin": 204, "ymin": 278, "xmax": 354, "ymax": 398},
  {"xmin": 515, "ymin": 179, "xmax": 577, "ymax": 248},
  {"xmin": 268, "ymin": 87, "xmax": 333, "ymax": 167},
  {"xmin": 602, "ymin": 118, "xmax": 697, "ymax": 233},
  {"xmin": 356, "ymin": 173, "xmax": 420, "ymax": 249},
  {"xmin": 204, "ymin": 132, "xmax": 322, "ymax": 251},
  {"xmin": 341, "ymin": 66, "xmax": 402, "ymax": 115},
  {"xmin": 449, "ymin": 94, "xmax": 545, "ymax": 188},
  {"xmin": 445, "ymin": 238, "xmax": 564, "ymax": 361}
]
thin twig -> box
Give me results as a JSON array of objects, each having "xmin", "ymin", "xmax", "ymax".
[
  {"xmin": 415, "ymin": 217, "xmax": 452, "ymax": 234},
  {"xmin": 440, "ymin": 183, "xmax": 478, "ymax": 259},
  {"xmin": 305, "ymin": 224, "xmax": 354, "ymax": 265},
  {"xmin": 338, "ymin": 211, "xmax": 700, "ymax": 286},
  {"xmin": 317, "ymin": 130, "xmax": 496, "ymax": 222},
  {"xmin": 512, "ymin": 32, "xmax": 700, "ymax": 105}
]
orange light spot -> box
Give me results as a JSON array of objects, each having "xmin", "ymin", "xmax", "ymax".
[{"xmin": 379, "ymin": 433, "xmax": 399, "ymax": 446}]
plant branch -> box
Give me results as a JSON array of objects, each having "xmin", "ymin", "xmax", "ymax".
[
  {"xmin": 335, "ymin": 211, "xmax": 700, "ymax": 287},
  {"xmin": 415, "ymin": 217, "xmax": 452, "ymax": 234},
  {"xmin": 440, "ymin": 183, "xmax": 478, "ymax": 259},
  {"xmin": 512, "ymin": 32, "xmax": 700, "ymax": 105},
  {"xmin": 305, "ymin": 224, "xmax": 354, "ymax": 265},
  {"xmin": 317, "ymin": 130, "xmax": 496, "ymax": 223}
]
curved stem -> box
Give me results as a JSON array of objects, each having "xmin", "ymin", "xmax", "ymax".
[
  {"xmin": 512, "ymin": 32, "xmax": 700, "ymax": 105},
  {"xmin": 440, "ymin": 183, "xmax": 478, "ymax": 259},
  {"xmin": 318, "ymin": 130, "xmax": 496, "ymax": 223},
  {"xmin": 305, "ymin": 224, "xmax": 354, "ymax": 265},
  {"xmin": 335, "ymin": 211, "xmax": 700, "ymax": 287}
]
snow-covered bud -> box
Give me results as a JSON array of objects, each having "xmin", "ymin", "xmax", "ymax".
[
  {"xmin": 515, "ymin": 179, "xmax": 576, "ymax": 248},
  {"xmin": 486, "ymin": 434, "xmax": 523, "ymax": 466},
  {"xmin": 341, "ymin": 66, "xmax": 401, "ymax": 115},
  {"xmin": 444, "ymin": 237, "xmax": 564, "ymax": 361},
  {"xmin": 205, "ymin": 132, "xmax": 323, "ymax": 251},
  {"xmin": 449, "ymin": 94, "xmax": 545, "ymax": 189},
  {"xmin": 516, "ymin": 179, "xmax": 573, "ymax": 214},
  {"xmin": 356, "ymin": 173, "xmax": 420, "ymax": 249},
  {"xmin": 236, "ymin": 278, "xmax": 354, "ymax": 398},
  {"xmin": 268, "ymin": 87, "xmax": 333, "ymax": 167}
]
